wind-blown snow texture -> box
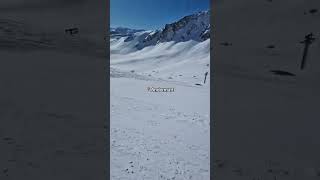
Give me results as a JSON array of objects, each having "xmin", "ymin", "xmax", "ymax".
[{"xmin": 111, "ymin": 11, "xmax": 210, "ymax": 180}]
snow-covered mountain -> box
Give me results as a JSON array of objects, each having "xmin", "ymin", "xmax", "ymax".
[
  {"xmin": 110, "ymin": 27, "xmax": 145, "ymax": 37},
  {"xmin": 110, "ymin": 10, "xmax": 211, "ymax": 84},
  {"xmin": 111, "ymin": 10, "xmax": 210, "ymax": 50},
  {"xmin": 111, "ymin": 10, "xmax": 210, "ymax": 180}
]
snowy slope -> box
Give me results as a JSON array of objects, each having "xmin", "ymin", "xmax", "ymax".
[
  {"xmin": 111, "ymin": 39, "xmax": 210, "ymax": 85},
  {"xmin": 111, "ymin": 11, "xmax": 210, "ymax": 180},
  {"xmin": 0, "ymin": 17, "xmax": 107, "ymax": 179},
  {"xmin": 213, "ymin": 0, "xmax": 320, "ymax": 179},
  {"xmin": 0, "ymin": 19, "xmax": 106, "ymax": 57},
  {"xmin": 111, "ymin": 78, "xmax": 210, "ymax": 180},
  {"xmin": 110, "ymin": 10, "xmax": 211, "ymax": 85}
]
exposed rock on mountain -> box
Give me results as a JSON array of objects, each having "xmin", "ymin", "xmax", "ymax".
[{"xmin": 111, "ymin": 10, "xmax": 210, "ymax": 50}]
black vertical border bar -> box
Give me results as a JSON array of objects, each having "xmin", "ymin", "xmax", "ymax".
[
  {"xmin": 210, "ymin": 0, "xmax": 214, "ymax": 179},
  {"xmin": 106, "ymin": 0, "xmax": 111, "ymax": 179},
  {"xmin": 0, "ymin": 1, "xmax": 109, "ymax": 179}
]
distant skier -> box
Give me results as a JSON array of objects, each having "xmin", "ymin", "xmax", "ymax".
[{"xmin": 204, "ymin": 72, "xmax": 208, "ymax": 84}]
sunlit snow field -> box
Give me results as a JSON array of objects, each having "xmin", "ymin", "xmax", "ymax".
[{"xmin": 110, "ymin": 31, "xmax": 210, "ymax": 179}]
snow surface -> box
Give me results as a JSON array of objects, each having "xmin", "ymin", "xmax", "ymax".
[
  {"xmin": 213, "ymin": 0, "xmax": 320, "ymax": 179},
  {"xmin": 110, "ymin": 11, "xmax": 210, "ymax": 180},
  {"xmin": 0, "ymin": 18, "xmax": 107, "ymax": 179}
]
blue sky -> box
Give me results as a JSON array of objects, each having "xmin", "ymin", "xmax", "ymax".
[{"xmin": 111, "ymin": 0, "xmax": 210, "ymax": 30}]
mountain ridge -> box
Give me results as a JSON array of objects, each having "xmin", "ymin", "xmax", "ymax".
[{"xmin": 110, "ymin": 10, "xmax": 210, "ymax": 50}]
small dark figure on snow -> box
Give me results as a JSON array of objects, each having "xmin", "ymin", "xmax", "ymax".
[
  {"xmin": 204, "ymin": 72, "xmax": 208, "ymax": 84},
  {"xmin": 65, "ymin": 28, "xmax": 79, "ymax": 36},
  {"xmin": 300, "ymin": 33, "xmax": 316, "ymax": 70}
]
